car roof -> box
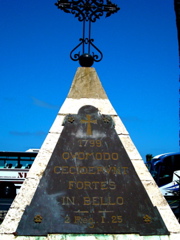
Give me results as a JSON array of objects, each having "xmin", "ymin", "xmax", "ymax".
[{"xmin": 153, "ymin": 152, "xmax": 180, "ymax": 160}]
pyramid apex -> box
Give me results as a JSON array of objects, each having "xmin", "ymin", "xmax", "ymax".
[{"xmin": 67, "ymin": 67, "xmax": 108, "ymax": 99}]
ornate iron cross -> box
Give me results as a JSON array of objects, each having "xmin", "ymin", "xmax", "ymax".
[{"xmin": 55, "ymin": 0, "xmax": 120, "ymax": 67}]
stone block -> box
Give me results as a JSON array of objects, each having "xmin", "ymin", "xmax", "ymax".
[
  {"xmin": 119, "ymin": 135, "xmax": 142, "ymax": 160},
  {"xmin": 40, "ymin": 133, "xmax": 60, "ymax": 153},
  {"xmin": 142, "ymin": 181, "xmax": 168, "ymax": 207},
  {"xmin": 112, "ymin": 115, "xmax": 129, "ymax": 135},
  {"xmin": 130, "ymin": 160, "xmax": 155, "ymax": 182},
  {"xmin": 0, "ymin": 235, "xmax": 15, "ymax": 240},
  {"xmin": 168, "ymin": 233, "xmax": 180, "ymax": 240},
  {"xmin": 157, "ymin": 206, "xmax": 180, "ymax": 233},
  {"xmin": 47, "ymin": 235, "xmax": 66, "ymax": 240},
  {"xmin": 142, "ymin": 236, "xmax": 161, "ymax": 240},
  {"xmin": 49, "ymin": 115, "xmax": 66, "ymax": 134},
  {"xmin": 114, "ymin": 234, "xmax": 143, "ymax": 240},
  {"xmin": 59, "ymin": 99, "xmax": 117, "ymax": 115}
]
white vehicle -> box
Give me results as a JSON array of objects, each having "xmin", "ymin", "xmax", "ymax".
[
  {"xmin": 0, "ymin": 151, "xmax": 38, "ymax": 199},
  {"xmin": 160, "ymin": 170, "xmax": 180, "ymax": 196},
  {"xmin": 148, "ymin": 152, "xmax": 180, "ymax": 218}
]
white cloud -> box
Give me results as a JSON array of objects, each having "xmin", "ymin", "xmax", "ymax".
[
  {"xmin": 9, "ymin": 131, "xmax": 46, "ymax": 136},
  {"xmin": 31, "ymin": 96, "xmax": 59, "ymax": 110}
]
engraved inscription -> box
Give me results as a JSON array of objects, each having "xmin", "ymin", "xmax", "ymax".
[
  {"xmin": 54, "ymin": 131, "xmax": 127, "ymax": 228},
  {"xmin": 63, "ymin": 215, "xmax": 123, "ymax": 229},
  {"xmin": 16, "ymin": 106, "xmax": 169, "ymax": 235},
  {"xmin": 54, "ymin": 166, "xmax": 128, "ymax": 175},
  {"xmin": 68, "ymin": 181, "xmax": 116, "ymax": 190},
  {"xmin": 61, "ymin": 151, "xmax": 119, "ymax": 160},
  {"xmin": 78, "ymin": 139, "xmax": 102, "ymax": 147}
]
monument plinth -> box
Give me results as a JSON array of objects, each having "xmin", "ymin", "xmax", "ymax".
[{"xmin": 0, "ymin": 68, "xmax": 180, "ymax": 240}]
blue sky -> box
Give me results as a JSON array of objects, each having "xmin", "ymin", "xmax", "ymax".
[{"xmin": 0, "ymin": 0, "xmax": 179, "ymax": 161}]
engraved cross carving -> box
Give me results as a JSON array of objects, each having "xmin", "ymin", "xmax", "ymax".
[{"xmin": 81, "ymin": 115, "xmax": 97, "ymax": 135}]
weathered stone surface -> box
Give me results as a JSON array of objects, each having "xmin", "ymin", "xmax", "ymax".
[
  {"xmin": 67, "ymin": 68, "xmax": 108, "ymax": 99},
  {"xmin": 119, "ymin": 135, "xmax": 142, "ymax": 160},
  {"xmin": 114, "ymin": 235, "xmax": 144, "ymax": 240},
  {"xmin": 49, "ymin": 115, "xmax": 66, "ymax": 134},
  {"xmin": 15, "ymin": 106, "xmax": 168, "ymax": 236},
  {"xmin": 141, "ymin": 181, "xmax": 168, "ymax": 207},
  {"xmin": 169, "ymin": 234, "xmax": 180, "ymax": 240},
  {"xmin": 159, "ymin": 236, "xmax": 171, "ymax": 240},
  {"xmin": 111, "ymin": 115, "xmax": 129, "ymax": 135},
  {"xmin": 130, "ymin": 160, "xmax": 153, "ymax": 181},
  {"xmin": 59, "ymin": 99, "xmax": 117, "ymax": 115},
  {"xmin": 0, "ymin": 233, "xmax": 180, "ymax": 239},
  {"xmin": 0, "ymin": 177, "xmax": 40, "ymax": 233},
  {"xmin": 47, "ymin": 235, "xmax": 66, "ymax": 240},
  {"xmin": 65, "ymin": 236, "xmax": 99, "ymax": 240},
  {"xmin": 40, "ymin": 133, "xmax": 60, "ymax": 154},
  {"xmin": 157, "ymin": 206, "xmax": 180, "ymax": 233},
  {"xmin": 0, "ymin": 235, "xmax": 16, "ymax": 240}
]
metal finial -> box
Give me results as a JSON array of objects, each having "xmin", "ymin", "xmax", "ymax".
[{"xmin": 55, "ymin": 0, "xmax": 120, "ymax": 67}]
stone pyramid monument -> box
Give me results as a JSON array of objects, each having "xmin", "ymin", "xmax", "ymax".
[{"xmin": 0, "ymin": 67, "xmax": 180, "ymax": 239}]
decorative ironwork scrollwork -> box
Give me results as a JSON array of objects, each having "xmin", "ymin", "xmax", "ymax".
[
  {"xmin": 55, "ymin": 0, "xmax": 120, "ymax": 67},
  {"xmin": 70, "ymin": 38, "xmax": 103, "ymax": 63},
  {"xmin": 55, "ymin": 0, "xmax": 119, "ymax": 22}
]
